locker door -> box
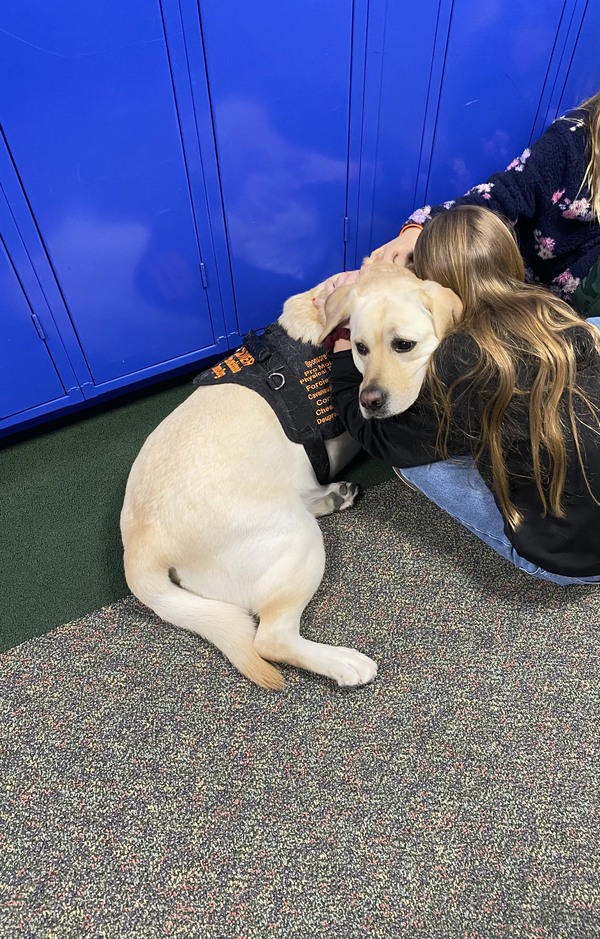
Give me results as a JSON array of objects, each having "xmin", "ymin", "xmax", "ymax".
[
  {"xmin": 196, "ymin": 0, "xmax": 354, "ymax": 333},
  {"xmin": 349, "ymin": 0, "xmax": 445, "ymax": 260},
  {"xmin": 0, "ymin": 185, "xmax": 84, "ymax": 428},
  {"xmin": 353, "ymin": 0, "xmax": 598, "ymax": 259},
  {"xmin": 556, "ymin": 0, "xmax": 600, "ymax": 115},
  {"xmin": 0, "ymin": 236, "xmax": 66, "ymax": 422},
  {"xmin": 424, "ymin": 0, "xmax": 577, "ymax": 205},
  {"xmin": 0, "ymin": 1, "xmax": 218, "ymax": 394}
]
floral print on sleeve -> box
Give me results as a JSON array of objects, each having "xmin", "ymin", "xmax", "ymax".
[
  {"xmin": 407, "ymin": 206, "xmax": 432, "ymax": 225},
  {"xmin": 465, "ymin": 183, "xmax": 494, "ymax": 199},
  {"xmin": 402, "ymin": 109, "xmax": 598, "ymax": 299},
  {"xmin": 533, "ymin": 230, "xmax": 556, "ymax": 260},
  {"xmin": 553, "ymin": 270, "xmax": 580, "ymax": 296},
  {"xmin": 506, "ymin": 148, "xmax": 531, "ymax": 172},
  {"xmin": 558, "ymin": 196, "xmax": 594, "ymax": 221}
]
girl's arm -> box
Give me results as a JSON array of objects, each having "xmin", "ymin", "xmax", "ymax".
[
  {"xmin": 329, "ymin": 351, "xmax": 446, "ymax": 467},
  {"xmin": 329, "ymin": 333, "xmax": 482, "ymax": 466},
  {"xmin": 379, "ymin": 111, "xmax": 585, "ymax": 252}
]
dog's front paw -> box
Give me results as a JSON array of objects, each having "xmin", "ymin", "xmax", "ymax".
[
  {"xmin": 307, "ymin": 481, "xmax": 364, "ymax": 518},
  {"xmin": 330, "ymin": 648, "xmax": 378, "ymax": 687},
  {"xmin": 330, "ymin": 480, "xmax": 364, "ymax": 512}
]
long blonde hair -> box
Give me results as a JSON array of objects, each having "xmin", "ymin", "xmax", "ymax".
[
  {"xmin": 412, "ymin": 205, "xmax": 600, "ymax": 528},
  {"xmin": 577, "ymin": 90, "xmax": 600, "ymax": 221}
]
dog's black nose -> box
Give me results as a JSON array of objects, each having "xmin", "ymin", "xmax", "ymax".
[{"xmin": 360, "ymin": 387, "xmax": 387, "ymax": 412}]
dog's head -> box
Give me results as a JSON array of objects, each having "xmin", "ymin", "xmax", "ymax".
[{"xmin": 322, "ymin": 264, "xmax": 462, "ymax": 419}]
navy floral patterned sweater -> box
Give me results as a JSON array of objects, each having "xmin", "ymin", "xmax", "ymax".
[{"xmin": 406, "ymin": 109, "xmax": 600, "ymax": 300}]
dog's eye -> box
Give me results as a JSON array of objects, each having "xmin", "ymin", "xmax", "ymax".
[
  {"xmin": 392, "ymin": 338, "xmax": 417, "ymax": 353},
  {"xmin": 354, "ymin": 341, "xmax": 369, "ymax": 356}
]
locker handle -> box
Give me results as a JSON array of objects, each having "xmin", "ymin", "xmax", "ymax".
[{"xmin": 31, "ymin": 313, "xmax": 46, "ymax": 341}]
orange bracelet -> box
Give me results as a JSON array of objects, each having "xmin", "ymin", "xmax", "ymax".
[{"xmin": 399, "ymin": 223, "xmax": 424, "ymax": 235}]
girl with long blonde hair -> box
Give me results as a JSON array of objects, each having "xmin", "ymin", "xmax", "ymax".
[{"xmin": 329, "ymin": 205, "xmax": 600, "ymax": 584}]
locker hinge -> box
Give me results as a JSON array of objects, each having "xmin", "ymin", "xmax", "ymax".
[
  {"xmin": 31, "ymin": 313, "xmax": 46, "ymax": 340},
  {"xmin": 199, "ymin": 262, "xmax": 208, "ymax": 289},
  {"xmin": 343, "ymin": 217, "xmax": 350, "ymax": 243}
]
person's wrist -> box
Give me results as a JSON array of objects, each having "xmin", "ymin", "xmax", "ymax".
[
  {"xmin": 399, "ymin": 222, "xmax": 423, "ymax": 235},
  {"xmin": 323, "ymin": 325, "xmax": 351, "ymax": 352}
]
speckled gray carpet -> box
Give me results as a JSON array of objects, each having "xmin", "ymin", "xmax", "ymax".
[{"xmin": 1, "ymin": 479, "xmax": 599, "ymax": 938}]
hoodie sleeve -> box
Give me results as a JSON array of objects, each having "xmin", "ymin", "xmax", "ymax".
[
  {"xmin": 405, "ymin": 112, "xmax": 585, "ymax": 228},
  {"xmin": 329, "ymin": 351, "xmax": 450, "ymax": 467},
  {"xmin": 329, "ymin": 332, "xmax": 485, "ymax": 467}
]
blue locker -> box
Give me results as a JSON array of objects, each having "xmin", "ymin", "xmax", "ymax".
[
  {"xmin": 0, "ymin": 181, "xmax": 84, "ymax": 424},
  {"xmin": 556, "ymin": 0, "xmax": 600, "ymax": 116},
  {"xmin": 0, "ymin": 229, "xmax": 67, "ymax": 421},
  {"xmin": 195, "ymin": 0, "xmax": 354, "ymax": 332},
  {"xmin": 348, "ymin": 0, "xmax": 446, "ymax": 264},
  {"xmin": 351, "ymin": 0, "xmax": 599, "ymax": 261},
  {"xmin": 0, "ymin": 1, "xmax": 220, "ymax": 394},
  {"xmin": 424, "ymin": 0, "xmax": 585, "ymax": 206}
]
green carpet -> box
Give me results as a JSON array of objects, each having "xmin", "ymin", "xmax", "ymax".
[
  {"xmin": 2, "ymin": 479, "xmax": 599, "ymax": 937},
  {"xmin": 0, "ymin": 374, "xmax": 393, "ymax": 651}
]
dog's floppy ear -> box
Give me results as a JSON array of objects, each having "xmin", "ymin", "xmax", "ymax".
[
  {"xmin": 318, "ymin": 284, "xmax": 354, "ymax": 343},
  {"xmin": 420, "ymin": 280, "xmax": 463, "ymax": 339}
]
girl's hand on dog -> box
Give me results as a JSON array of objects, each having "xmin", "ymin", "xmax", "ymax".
[
  {"xmin": 312, "ymin": 270, "xmax": 360, "ymax": 314},
  {"xmin": 369, "ymin": 226, "xmax": 421, "ymax": 267}
]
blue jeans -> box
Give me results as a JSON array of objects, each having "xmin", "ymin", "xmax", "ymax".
[{"xmin": 396, "ymin": 316, "xmax": 600, "ymax": 586}]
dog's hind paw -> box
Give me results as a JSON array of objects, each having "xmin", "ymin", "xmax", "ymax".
[{"xmin": 329, "ymin": 648, "xmax": 378, "ymax": 687}]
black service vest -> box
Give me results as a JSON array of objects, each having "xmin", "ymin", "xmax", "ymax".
[{"xmin": 193, "ymin": 324, "xmax": 346, "ymax": 483}]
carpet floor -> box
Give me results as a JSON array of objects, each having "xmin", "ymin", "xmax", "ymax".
[{"xmin": 1, "ymin": 479, "xmax": 599, "ymax": 938}]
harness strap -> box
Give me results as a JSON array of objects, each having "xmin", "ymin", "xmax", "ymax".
[
  {"xmin": 302, "ymin": 438, "xmax": 331, "ymax": 485},
  {"xmin": 250, "ymin": 330, "xmax": 330, "ymax": 483}
]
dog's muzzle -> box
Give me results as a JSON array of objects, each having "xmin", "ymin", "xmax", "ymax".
[{"xmin": 359, "ymin": 385, "xmax": 388, "ymax": 418}]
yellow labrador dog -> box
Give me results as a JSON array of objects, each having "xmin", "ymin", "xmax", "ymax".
[{"xmin": 121, "ymin": 262, "xmax": 461, "ymax": 689}]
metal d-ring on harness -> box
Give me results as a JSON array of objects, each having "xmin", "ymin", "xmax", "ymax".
[{"xmin": 267, "ymin": 371, "xmax": 286, "ymax": 391}]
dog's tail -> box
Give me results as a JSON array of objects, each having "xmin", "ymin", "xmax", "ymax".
[{"xmin": 123, "ymin": 549, "xmax": 284, "ymax": 690}]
